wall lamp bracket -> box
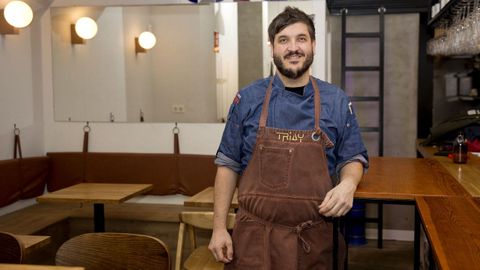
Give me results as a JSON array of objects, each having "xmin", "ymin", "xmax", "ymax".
[
  {"xmin": 70, "ymin": 24, "xmax": 84, "ymax": 44},
  {"xmin": 135, "ymin": 37, "xmax": 146, "ymax": 54},
  {"xmin": 0, "ymin": 11, "xmax": 19, "ymax": 35}
]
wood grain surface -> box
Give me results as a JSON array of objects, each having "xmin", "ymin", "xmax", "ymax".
[
  {"xmin": 356, "ymin": 157, "xmax": 469, "ymax": 200},
  {"xmin": 417, "ymin": 141, "xmax": 480, "ymax": 197},
  {"xmin": 416, "ymin": 196, "xmax": 480, "ymax": 270},
  {"xmin": 184, "ymin": 186, "xmax": 238, "ymax": 208},
  {"xmin": 15, "ymin": 235, "xmax": 51, "ymax": 255},
  {"xmin": 56, "ymin": 233, "xmax": 169, "ymax": 270},
  {"xmin": 37, "ymin": 183, "xmax": 153, "ymax": 204}
]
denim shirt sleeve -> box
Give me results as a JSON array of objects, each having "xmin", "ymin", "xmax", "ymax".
[
  {"xmin": 334, "ymin": 94, "xmax": 369, "ymax": 171},
  {"xmin": 216, "ymin": 95, "xmax": 244, "ymax": 168}
]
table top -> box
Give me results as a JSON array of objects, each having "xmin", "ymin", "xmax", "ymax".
[
  {"xmin": 184, "ymin": 186, "xmax": 238, "ymax": 208},
  {"xmin": 184, "ymin": 157, "xmax": 469, "ymax": 208},
  {"xmin": 355, "ymin": 157, "xmax": 469, "ymax": 200},
  {"xmin": 416, "ymin": 196, "xmax": 480, "ymax": 270},
  {"xmin": 36, "ymin": 183, "xmax": 153, "ymax": 204},
  {"xmin": 16, "ymin": 235, "xmax": 51, "ymax": 255},
  {"xmin": 0, "ymin": 264, "xmax": 84, "ymax": 270},
  {"xmin": 416, "ymin": 141, "xmax": 480, "ymax": 197}
]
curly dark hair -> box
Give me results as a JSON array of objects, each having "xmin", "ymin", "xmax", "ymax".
[{"xmin": 268, "ymin": 6, "xmax": 315, "ymax": 44}]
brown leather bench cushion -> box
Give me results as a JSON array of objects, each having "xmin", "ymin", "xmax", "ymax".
[
  {"xmin": 177, "ymin": 154, "xmax": 217, "ymax": 195},
  {"xmin": 47, "ymin": 152, "xmax": 84, "ymax": 192},
  {"xmin": 84, "ymin": 153, "xmax": 178, "ymax": 195},
  {"xmin": 0, "ymin": 157, "xmax": 49, "ymax": 207},
  {"xmin": 19, "ymin": 157, "xmax": 50, "ymax": 199},
  {"xmin": 0, "ymin": 159, "xmax": 21, "ymax": 207},
  {"xmin": 47, "ymin": 152, "xmax": 216, "ymax": 196}
]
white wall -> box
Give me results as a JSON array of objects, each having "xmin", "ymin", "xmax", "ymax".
[
  {"xmin": 43, "ymin": 0, "xmax": 226, "ymax": 154},
  {"xmin": 150, "ymin": 5, "xmax": 217, "ymax": 123},
  {"xmin": 215, "ymin": 2, "xmax": 238, "ymax": 121},
  {"xmin": 51, "ymin": 7, "xmax": 127, "ymax": 122},
  {"xmin": 123, "ymin": 6, "xmax": 155, "ymax": 122},
  {"xmin": 42, "ymin": 0, "xmax": 328, "ymax": 154},
  {"xmin": 0, "ymin": 3, "xmax": 45, "ymax": 160}
]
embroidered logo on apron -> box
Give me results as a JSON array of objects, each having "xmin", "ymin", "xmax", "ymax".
[{"xmin": 275, "ymin": 131, "xmax": 305, "ymax": 142}]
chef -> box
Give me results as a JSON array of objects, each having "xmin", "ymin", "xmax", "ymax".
[{"xmin": 209, "ymin": 6, "xmax": 368, "ymax": 270}]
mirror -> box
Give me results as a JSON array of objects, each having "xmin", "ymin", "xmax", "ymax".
[{"xmin": 51, "ymin": 1, "xmax": 322, "ymax": 123}]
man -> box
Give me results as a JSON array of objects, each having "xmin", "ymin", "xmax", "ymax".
[{"xmin": 208, "ymin": 6, "xmax": 368, "ymax": 270}]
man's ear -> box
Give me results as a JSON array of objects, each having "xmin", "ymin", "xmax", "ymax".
[
  {"xmin": 312, "ymin": 40, "xmax": 316, "ymax": 55},
  {"xmin": 269, "ymin": 41, "xmax": 273, "ymax": 58}
]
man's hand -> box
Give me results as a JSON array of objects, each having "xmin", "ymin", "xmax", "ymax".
[
  {"xmin": 208, "ymin": 229, "xmax": 233, "ymax": 263},
  {"xmin": 318, "ymin": 161, "xmax": 364, "ymax": 217},
  {"xmin": 209, "ymin": 166, "xmax": 237, "ymax": 264},
  {"xmin": 318, "ymin": 180, "xmax": 356, "ymax": 217}
]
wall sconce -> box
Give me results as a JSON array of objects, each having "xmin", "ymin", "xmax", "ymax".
[
  {"xmin": 71, "ymin": 17, "xmax": 97, "ymax": 44},
  {"xmin": 0, "ymin": 1, "xmax": 33, "ymax": 35},
  {"xmin": 135, "ymin": 31, "xmax": 156, "ymax": 53}
]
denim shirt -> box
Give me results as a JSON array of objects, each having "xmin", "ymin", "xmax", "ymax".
[{"xmin": 216, "ymin": 75, "xmax": 368, "ymax": 177}]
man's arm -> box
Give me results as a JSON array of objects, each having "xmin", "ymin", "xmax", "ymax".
[
  {"xmin": 208, "ymin": 166, "xmax": 238, "ymax": 263},
  {"xmin": 318, "ymin": 161, "xmax": 364, "ymax": 217}
]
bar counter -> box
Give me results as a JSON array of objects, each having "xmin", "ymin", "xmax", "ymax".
[{"xmin": 416, "ymin": 140, "xmax": 480, "ymax": 197}]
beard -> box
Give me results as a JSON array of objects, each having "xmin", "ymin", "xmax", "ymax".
[{"xmin": 273, "ymin": 49, "xmax": 314, "ymax": 80}]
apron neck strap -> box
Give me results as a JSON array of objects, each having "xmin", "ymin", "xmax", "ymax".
[{"xmin": 259, "ymin": 76, "xmax": 321, "ymax": 133}]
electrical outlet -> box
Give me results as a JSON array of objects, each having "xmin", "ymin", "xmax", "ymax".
[
  {"xmin": 172, "ymin": 104, "xmax": 185, "ymax": 113},
  {"xmin": 177, "ymin": 104, "xmax": 185, "ymax": 113}
]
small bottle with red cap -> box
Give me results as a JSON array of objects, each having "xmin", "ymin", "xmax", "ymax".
[{"xmin": 452, "ymin": 132, "xmax": 468, "ymax": 164}]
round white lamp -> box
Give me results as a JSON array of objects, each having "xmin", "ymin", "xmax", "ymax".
[
  {"xmin": 75, "ymin": 17, "xmax": 98, "ymax": 40},
  {"xmin": 3, "ymin": 1, "xmax": 33, "ymax": 28},
  {"xmin": 138, "ymin": 31, "xmax": 156, "ymax": 50}
]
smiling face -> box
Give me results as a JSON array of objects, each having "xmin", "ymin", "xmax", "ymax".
[{"xmin": 271, "ymin": 22, "xmax": 315, "ymax": 81}]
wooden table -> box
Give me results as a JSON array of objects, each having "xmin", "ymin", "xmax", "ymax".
[
  {"xmin": 16, "ymin": 235, "xmax": 51, "ymax": 255},
  {"xmin": 0, "ymin": 264, "xmax": 84, "ymax": 270},
  {"xmin": 184, "ymin": 186, "xmax": 238, "ymax": 208},
  {"xmin": 416, "ymin": 141, "xmax": 480, "ymax": 197},
  {"xmin": 37, "ymin": 183, "xmax": 153, "ymax": 232},
  {"xmin": 416, "ymin": 196, "xmax": 480, "ymax": 270}
]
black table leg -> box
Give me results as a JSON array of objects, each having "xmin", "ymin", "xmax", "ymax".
[
  {"xmin": 94, "ymin": 203, "xmax": 105, "ymax": 232},
  {"xmin": 414, "ymin": 206, "xmax": 420, "ymax": 270}
]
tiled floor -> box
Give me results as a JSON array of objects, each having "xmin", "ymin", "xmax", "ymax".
[{"xmin": 348, "ymin": 240, "xmax": 414, "ymax": 270}]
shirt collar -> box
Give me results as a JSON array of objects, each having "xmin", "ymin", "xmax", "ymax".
[{"xmin": 271, "ymin": 73, "xmax": 314, "ymax": 97}]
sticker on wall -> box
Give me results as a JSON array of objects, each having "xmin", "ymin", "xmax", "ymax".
[{"xmin": 214, "ymin": 31, "xmax": 219, "ymax": 53}]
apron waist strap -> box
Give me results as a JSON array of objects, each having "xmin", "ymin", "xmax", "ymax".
[{"xmin": 239, "ymin": 209, "xmax": 326, "ymax": 253}]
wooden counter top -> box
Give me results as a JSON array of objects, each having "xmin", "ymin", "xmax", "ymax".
[
  {"xmin": 416, "ymin": 196, "xmax": 480, "ymax": 270},
  {"xmin": 416, "ymin": 141, "xmax": 480, "ymax": 197},
  {"xmin": 184, "ymin": 157, "xmax": 469, "ymax": 208},
  {"xmin": 355, "ymin": 157, "xmax": 469, "ymax": 200}
]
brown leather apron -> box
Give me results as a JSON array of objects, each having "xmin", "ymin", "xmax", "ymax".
[{"xmin": 226, "ymin": 77, "xmax": 346, "ymax": 270}]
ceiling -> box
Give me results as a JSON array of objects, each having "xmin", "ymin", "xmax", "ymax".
[{"xmin": 326, "ymin": 0, "xmax": 431, "ymax": 15}]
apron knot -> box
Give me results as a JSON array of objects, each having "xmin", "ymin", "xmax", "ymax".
[{"xmin": 294, "ymin": 220, "xmax": 314, "ymax": 253}]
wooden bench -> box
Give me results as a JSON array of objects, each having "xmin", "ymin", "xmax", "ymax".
[
  {"xmin": 0, "ymin": 203, "xmax": 79, "ymax": 235},
  {"xmin": 0, "ymin": 201, "xmax": 210, "ymax": 235}
]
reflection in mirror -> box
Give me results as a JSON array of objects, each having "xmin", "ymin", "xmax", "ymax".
[{"xmin": 51, "ymin": 1, "xmax": 320, "ymax": 123}]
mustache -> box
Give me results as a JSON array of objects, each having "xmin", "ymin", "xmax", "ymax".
[{"xmin": 284, "ymin": 51, "xmax": 305, "ymax": 59}]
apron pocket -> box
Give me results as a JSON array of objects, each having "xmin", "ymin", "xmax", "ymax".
[
  {"xmin": 259, "ymin": 145, "xmax": 293, "ymax": 190},
  {"xmin": 232, "ymin": 220, "xmax": 265, "ymax": 269}
]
